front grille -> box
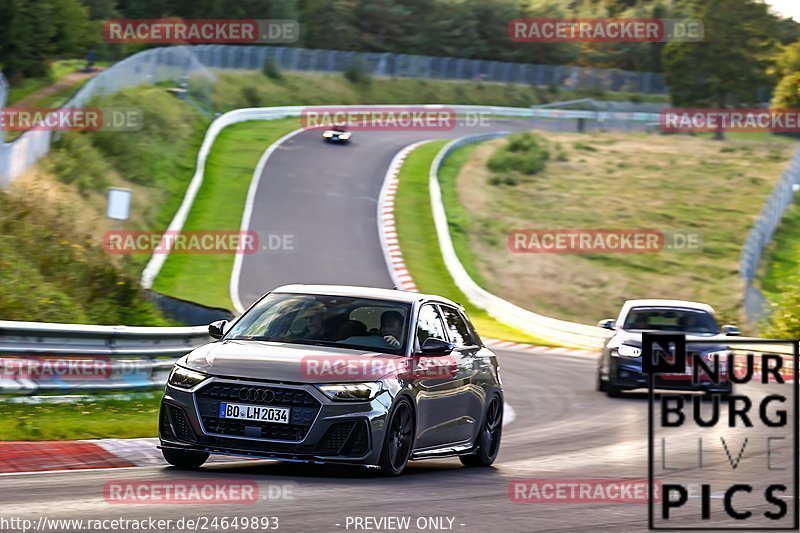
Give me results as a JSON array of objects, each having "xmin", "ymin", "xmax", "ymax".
[
  {"xmin": 195, "ymin": 382, "xmax": 322, "ymax": 441},
  {"xmin": 167, "ymin": 405, "xmax": 195, "ymax": 442},
  {"xmin": 194, "ymin": 420, "xmax": 370, "ymax": 458}
]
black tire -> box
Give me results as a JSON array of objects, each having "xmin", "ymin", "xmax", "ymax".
[
  {"xmin": 378, "ymin": 399, "xmax": 415, "ymax": 476},
  {"xmin": 460, "ymin": 395, "xmax": 502, "ymax": 467},
  {"xmin": 597, "ymin": 371, "xmax": 607, "ymax": 392},
  {"xmin": 605, "ymin": 381, "xmax": 624, "ymax": 398},
  {"xmin": 162, "ymin": 448, "xmax": 209, "ymax": 469}
]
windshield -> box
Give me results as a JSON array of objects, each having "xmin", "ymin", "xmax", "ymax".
[
  {"xmin": 622, "ymin": 307, "xmax": 718, "ymax": 334},
  {"xmin": 226, "ymin": 292, "xmax": 411, "ymax": 355}
]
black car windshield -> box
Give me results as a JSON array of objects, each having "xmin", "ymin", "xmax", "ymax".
[
  {"xmin": 225, "ymin": 292, "xmax": 411, "ymax": 355},
  {"xmin": 622, "ymin": 307, "xmax": 718, "ymax": 334}
]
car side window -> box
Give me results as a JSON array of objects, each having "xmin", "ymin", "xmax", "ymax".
[
  {"xmin": 416, "ymin": 304, "xmax": 447, "ymax": 347},
  {"xmin": 439, "ymin": 306, "xmax": 476, "ymax": 348}
]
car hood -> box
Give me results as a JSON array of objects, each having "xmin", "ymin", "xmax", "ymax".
[
  {"xmin": 183, "ymin": 340, "xmax": 405, "ymax": 383},
  {"xmin": 610, "ymin": 330, "xmax": 729, "ymax": 352}
]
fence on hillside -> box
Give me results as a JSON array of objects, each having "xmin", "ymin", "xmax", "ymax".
[
  {"xmin": 187, "ymin": 44, "xmax": 666, "ymax": 94},
  {"xmin": 740, "ymin": 149, "xmax": 800, "ymax": 324},
  {"xmin": 0, "ymin": 45, "xmax": 668, "ymax": 188},
  {"xmin": 0, "ymin": 47, "xmax": 215, "ymax": 188}
]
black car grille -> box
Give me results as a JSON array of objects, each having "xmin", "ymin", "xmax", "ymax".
[
  {"xmin": 195, "ymin": 382, "xmax": 321, "ymax": 441},
  {"xmin": 194, "ymin": 420, "xmax": 370, "ymax": 458}
]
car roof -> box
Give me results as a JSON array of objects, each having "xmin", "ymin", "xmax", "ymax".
[
  {"xmin": 620, "ymin": 299, "xmax": 715, "ymax": 314},
  {"xmin": 271, "ymin": 284, "xmax": 460, "ymax": 307}
]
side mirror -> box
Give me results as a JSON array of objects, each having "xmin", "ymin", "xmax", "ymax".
[
  {"xmin": 721, "ymin": 324, "xmax": 740, "ymax": 336},
  {"xmin": 419, "ymin": 337, "xmax": 454, "ymax": 355},
  {"xmin": 598, "ymin": 319, "xmax": 616, "ymax": 330},
  {"xmin": 208, "ymin": 320, "xmax": 228, "ymax": 340}
]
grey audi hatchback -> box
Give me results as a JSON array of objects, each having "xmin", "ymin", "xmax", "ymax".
[{"xmin": 159, "ymin": 285, "xmax": 503, "ymax": 475}]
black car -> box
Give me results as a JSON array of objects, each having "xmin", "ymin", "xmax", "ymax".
[
  {"xmin": 596, "ymin": 299, "xmax": 739, "ymax": 397},
  {"xmin": 159, "ymin": 285, "xmax": 503, "ymax": 476}
]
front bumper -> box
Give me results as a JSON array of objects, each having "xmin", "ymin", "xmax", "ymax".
[
  {"xmin": 609, "ymin": 357, "xmax": 732, "ymax": 393},
  {"xmin": 159, "ymin": 378, "xmax": 391, "ymax": 465}
]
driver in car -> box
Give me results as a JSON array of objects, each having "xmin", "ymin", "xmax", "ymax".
[
  {"xmin": 379, "ymin": 311, "xmax": 404, "ymax": 348},
  {"xmin": 341, "ymin": 310, "xmax": 405, "ymax": 349},
  {"xmin": 297, "ymin": 303, "xmax": 327, "ymax": 340}
]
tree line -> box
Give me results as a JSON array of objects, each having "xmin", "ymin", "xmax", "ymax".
[{"xmin": 1, "ymin": 0, "xmax": 800, "ymax": 110}]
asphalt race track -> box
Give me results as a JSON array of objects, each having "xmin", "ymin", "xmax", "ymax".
[
  {"xmin": 0, "ymin": 119, "xmax": 792, "ymax": 532},
  {"xmin": 236, "ymin": 119, "xmax": 540, "ymax": 306},
  {"xmin": 0, "ymin": 351, "xmax": 792, "ymax": 531}
]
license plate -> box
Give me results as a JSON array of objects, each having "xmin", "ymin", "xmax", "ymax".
[{"xmin": 218, "ymin": 402, "xmax": 290, "ymax": 424}]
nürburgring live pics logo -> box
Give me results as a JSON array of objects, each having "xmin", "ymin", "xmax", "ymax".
[{"xmin": 644, "ymin": 333, "xmax": 798, "ymax": 530}]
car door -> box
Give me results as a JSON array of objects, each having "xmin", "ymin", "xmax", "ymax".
[
  {"xmin": 437, "ymin": 305, "xmax": 488, "ymax": 443},
  {"xmin": 412, "ymin": 303, "xmax": 474, "ymax": 449}
]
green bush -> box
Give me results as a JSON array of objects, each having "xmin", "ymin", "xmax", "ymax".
[
  {"xmin": 47, "ymin": 87, "xmax": 206, "ymax": 192},
  {"xmin": 487, "ymin": 132, "xmax": 550, "ymax": 175},
  {"xmin": 0, "ymin": 191, "xmax": 170, "ymax": 325},
  {"xmin": 46, "ymin": 133, "xmax": 111, "ymax": 194},
  {"xmin": 344, "ymin": 57, "xmax": 372, "ymax": 85},
  {"xmin": 261, "ymin": 57, "xmax": 284, "ymax": 81},
  {"xmin": 488, "ymin": 174, "xmax": 519, "ymax": 186},
  {"xmin": 763, "ymin": 278, "xmax": 800, "ymax": 338},
  {"xmin": 240, "ymin": 85, "xmax": 262, "ymax": 107},
  {"xmin": 573, "ymin": 142, "xmax": 598, "ymax": 152}
]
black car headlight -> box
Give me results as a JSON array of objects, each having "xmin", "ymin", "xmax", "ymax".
[
  {"xmin": 168, "ymin": 366, "xmax": 209, "ymax": 390},
  {"xmin": 611, "ymin": 344, "xmax": 641, "ymax": 358},
  {"xmin": 316, "ymin": 382, "xmax": 382, "ymax": 401}
]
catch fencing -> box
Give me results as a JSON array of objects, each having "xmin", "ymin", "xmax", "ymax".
[
  {"xmin": 0, "ymin": 47, "xmax": 216, "ymax": 188},
  {"xmin": 188, "ymin": 44, "xmax": 666, "ymax": 94},
  {"xmin": 0, "ymin": 45, "xmax": 666, "ymax": 188},
  {"xmin": 740, "ymin": 150, "xmax": 800, "ymax": 324}
]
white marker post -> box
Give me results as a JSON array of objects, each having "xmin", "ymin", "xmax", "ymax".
[{"xmin": 106, "ymin": 187, "xmax": 132, "ymax": 229}]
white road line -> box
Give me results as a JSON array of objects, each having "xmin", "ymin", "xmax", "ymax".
[
  {"xmin": 229, "ymin": 127, "xmax": 306, "ymax": 314},
  {"xmin": 503, "ymin": 402, "xmax": 516, "ymax": 427}
]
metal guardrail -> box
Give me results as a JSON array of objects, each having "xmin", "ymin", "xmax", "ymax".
[{"xmin": 0, "ymin": 321, "xmax": 210, "ymax": 395}]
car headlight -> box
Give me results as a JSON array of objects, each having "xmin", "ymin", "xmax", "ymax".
[
  {"xmin": 317, "ymin": 382, "xmax": 382, "ymax": 401},
  {"xmin": 704, "ymin": 349, "xmax": 731, "ymax": 362},
  {"xmin": 339, "ymin": 133, "xmax": 350, "ymax": 139},
  {"xmin": 612, "ymin": 344, "xmax": 641, "ymax": 358},
  {"xmin": 323, "ymin": 132, "xmax": 333, "ymax": 137},
  {"xmin": 168, "ymin": 366, "xmax": 208, "ymax": 390}
]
